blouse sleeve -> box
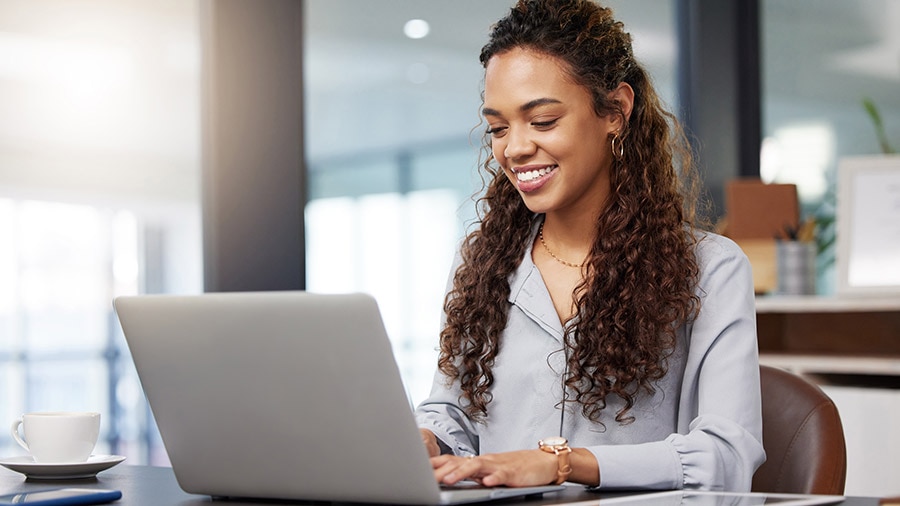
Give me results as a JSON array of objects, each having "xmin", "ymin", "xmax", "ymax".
[
  {"xmin": 587, "ymin": 234, "xmax": 766, "ymax": 491},
  {"xmin": 414, "ymin": 251, "xmax": 481, "ymax": 457},
  {"xmin": 415, "ymin": 373, "xmax": 481, "ymax": 457}
]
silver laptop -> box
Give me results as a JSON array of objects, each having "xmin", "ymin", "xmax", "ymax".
[{"xmin": 113, "ymin": 291, "xmax": 564, "ymax": 505}]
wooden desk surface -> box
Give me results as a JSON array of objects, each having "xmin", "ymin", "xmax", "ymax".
[{"xmin": 0, "ymin": 464, "xmax": 880, "ymax": 506}]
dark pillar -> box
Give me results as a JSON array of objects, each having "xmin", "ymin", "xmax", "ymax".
[
  {"xmin": 677, "ymin": 0, "xmax": 761, "ymax": 221},
  {"xmin": 200, "ymin": 0, "xmax": 306, "ymax": 292}
]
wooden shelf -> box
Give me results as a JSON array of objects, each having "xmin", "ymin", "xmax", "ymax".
[
  {"xmin": 761, "ymin": 353, "xmax": 900, "ymax": 377},
  {"xmin": 754, "ymin": 295, "xmax": 900, "ymax": 356},
  {"xmin": 756, "ymin": 295, "xmax": 900, "ymax": 313}
]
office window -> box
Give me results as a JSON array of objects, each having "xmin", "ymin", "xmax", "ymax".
[
  {"xmin": 303, "ymin": 0, "xmax": 678, "ymax": 405},
  {"xmin": 761, "ymin": 0, "xmax": 900, "ymax": 294},
  {"xmin": 0, "ymin": 1, "xmax": 201, "ymax": 464}
]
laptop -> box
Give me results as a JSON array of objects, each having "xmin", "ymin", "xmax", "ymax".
[{"xmin": 113, "ymin": 291, "xmax": 564, "ymax": 505}]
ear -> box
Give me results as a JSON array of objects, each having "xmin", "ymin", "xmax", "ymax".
[{"xmin": 608, "ymin": 82, "xmax": 635, "ymax": 129}]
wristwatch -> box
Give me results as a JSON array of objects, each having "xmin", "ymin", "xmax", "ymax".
[{"xmin": 538, "ymin": 436, "xmax": 572, "ymax": 484}]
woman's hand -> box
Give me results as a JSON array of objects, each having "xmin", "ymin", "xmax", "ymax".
[
  {"xmin": 420, "ymin": 429, "xmax": 441, "ymax": 458},
  {"xmin": 430, "ymin": 450, "xmax": 558, "ymax": 488}
]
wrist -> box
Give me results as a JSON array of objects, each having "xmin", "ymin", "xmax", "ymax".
[
  {"xmin": 538, "ymin": 437, "xmax": 572, "ymax": 485},
  {"xmin": 419, "ymin": 429, "xmax": 441, "ymax": 457},
  {"xmin": 537, "ymin": 449, "xmax": 562, "ymax": 485},
  {"xmin": 569, "ymin": 448, "xmax": 600, "ymax": 487}
]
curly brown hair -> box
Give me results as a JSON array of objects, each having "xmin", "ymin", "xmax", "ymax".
[{"xmin": 437, "ymin": 0, "xmax": 705, "ymax": 425}]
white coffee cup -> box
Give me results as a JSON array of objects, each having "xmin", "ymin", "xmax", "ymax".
[{"xmin": 10, "ymin": 412, "xmax": 101, "ymax": 463}]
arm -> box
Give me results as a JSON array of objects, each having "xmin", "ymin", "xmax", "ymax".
[
  {"xmin": 415, "ymin": 371, "xmax": 481, "ymax": 457},
  {"xmin": 430, "ymin": 447, "xmax": 601, "ymax": 487},
  {"xmin": 588, "ymin": 234, "xmax": 766, "ymax": 490}
]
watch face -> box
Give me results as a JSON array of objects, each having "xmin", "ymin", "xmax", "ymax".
[{"xmin": 541, "ymin": 436, "xmax": 567, "ymax": 447}]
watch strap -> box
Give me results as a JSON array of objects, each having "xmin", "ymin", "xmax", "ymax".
[{"xmin": 539, "ymin": 439, "xmax": 573, "ymax": 484}]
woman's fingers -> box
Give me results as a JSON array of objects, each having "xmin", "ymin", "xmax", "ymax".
[
  {"xmin": 430, "ymin": 450, "xmax": 557, "ymax": 487},
  {"xmin": 431, "ymin": 454, "xmax": 483, "ymax": 484}
]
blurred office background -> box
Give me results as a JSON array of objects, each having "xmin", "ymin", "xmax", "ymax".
[{"xmin": 0, "ymin": 0, "xmax": 897, "ymax": 494}]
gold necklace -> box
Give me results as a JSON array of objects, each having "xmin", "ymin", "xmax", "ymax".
[{"xmin": 538, "ymin": 222, "xmax": 584, "ymax": 268}]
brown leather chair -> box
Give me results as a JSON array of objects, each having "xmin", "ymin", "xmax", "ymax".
[{"xmin": 751, "ymin": 365, "xmax": 847, "ymax": 494}]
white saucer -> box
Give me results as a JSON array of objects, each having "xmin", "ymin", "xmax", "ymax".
[{"xmin": 0, "ymin": 454, "xmax": 126, "ymax": 480}]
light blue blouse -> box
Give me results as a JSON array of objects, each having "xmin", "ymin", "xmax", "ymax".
[{"xmin": 415, "ymin": 226, "xmax": 766, "ymax": 491}]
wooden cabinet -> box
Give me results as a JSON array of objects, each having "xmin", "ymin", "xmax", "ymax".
[
  {"xmin": 757, "ymin": 296, "xmax": 900, "ymax": 357},
  {"xmin": 755, "ymin": 295, "xmax": 900, "ymax": 496}
]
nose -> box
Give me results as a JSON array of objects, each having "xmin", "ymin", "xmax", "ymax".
[{"xmin": 502, "ymin": 127, "xmax": 536, "ymax": 161}]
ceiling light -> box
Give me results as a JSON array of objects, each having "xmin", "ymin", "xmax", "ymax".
[{"xmin": 403, "ymin": 19, "xmax": 430, "ymax": 39}]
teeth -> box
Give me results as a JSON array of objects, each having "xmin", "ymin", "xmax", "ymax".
[{"xmin": 516, "ymin": 165, "xmax": 556, "ymax": 182}]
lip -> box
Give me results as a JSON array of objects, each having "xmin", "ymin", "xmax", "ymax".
[{"xmin": 512, "ymin": 164, "xmax": 558, "ymax": 193}]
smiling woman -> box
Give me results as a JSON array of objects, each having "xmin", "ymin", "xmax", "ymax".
[{"xmin": 415, "ymin": 0, "xmax": 763, "ymax": 491}]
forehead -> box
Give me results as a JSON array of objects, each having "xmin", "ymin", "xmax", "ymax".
[{"xmin": 483, "ymin": 48, "xmax": 584, "ymax": 107}]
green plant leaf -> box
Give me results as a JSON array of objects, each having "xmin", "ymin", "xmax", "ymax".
[{"xmin": 862, "ymin": 97, "xmax": 897, "ymax": 154}]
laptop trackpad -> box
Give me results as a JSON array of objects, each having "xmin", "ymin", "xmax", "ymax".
[{"xmin": 439, "ymin": 483, "xmax": 565, "ymax": 505}]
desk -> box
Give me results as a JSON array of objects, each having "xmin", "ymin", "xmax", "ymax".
[{"xmin": 0, "ymin": 465, "xmax": 880, "ymax": 506}]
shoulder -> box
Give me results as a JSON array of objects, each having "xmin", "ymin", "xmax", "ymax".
[
  {"xmin": 691, "ymin": 230, "xmax": 748, "ymax": 268},
  {"xmin": 689, "ymin": 230, "xmax": 753, "ymax": 292}
]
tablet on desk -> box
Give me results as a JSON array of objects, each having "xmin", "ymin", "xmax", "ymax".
[
  {"xmin": 571, "ymin": 490, "xmax": 845, "ymax": 506},
  {"xmin": 0, "ymin": 488, "xmax": 122, "ymax": 506}
]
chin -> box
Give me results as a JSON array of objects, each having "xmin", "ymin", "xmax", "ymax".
[{"xmin": 517, "ymin": 195, "xmax": 553, "ymax": 215}]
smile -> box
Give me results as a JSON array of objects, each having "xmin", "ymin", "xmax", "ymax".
[{"xmin": 515, "ymin": 165, "xmax": 558, "ymax": 182}]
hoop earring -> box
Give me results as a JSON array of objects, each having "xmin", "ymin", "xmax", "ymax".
[{"xmin": 610, "ymin": 133, "xmax": 625, "ymax": 160}]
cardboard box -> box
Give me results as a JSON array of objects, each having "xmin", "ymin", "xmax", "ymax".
[{"xmin": 725, "ymin": 179, "xmax": 799, "ymax": 240}]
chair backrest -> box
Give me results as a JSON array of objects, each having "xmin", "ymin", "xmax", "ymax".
[{"xmin": 751, "ymin": 365, "xmax": 847, "ymax": 494}]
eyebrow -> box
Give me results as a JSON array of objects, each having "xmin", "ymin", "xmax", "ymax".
[{"xmin": 482, "ymin": 97, "xmax": 563, "ymax": 117}]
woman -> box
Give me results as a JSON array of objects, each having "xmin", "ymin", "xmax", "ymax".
[{"xmin": 415, "ymin": 0, "xmax": 765, "ymax": 492}]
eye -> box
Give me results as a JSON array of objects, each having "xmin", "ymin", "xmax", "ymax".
[
  {"xmin": 486, "ymin": 125, "xmax": 508, "ymax": 138},
  {"xmin": 531, "ymin": 118, "xmax": 558, "ymax": 130}
]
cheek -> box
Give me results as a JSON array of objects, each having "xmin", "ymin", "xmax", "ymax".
[
  {"xmin": 491, "ymin": 140, "xmax": 507, "ymax": 168},
  {"xmin": 492, "ymin": 145, "xmax": 517, "ymax": 183},
  {"xmin": 566, "ymin": 128, "xmax": 610, "ymax": 167}
]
